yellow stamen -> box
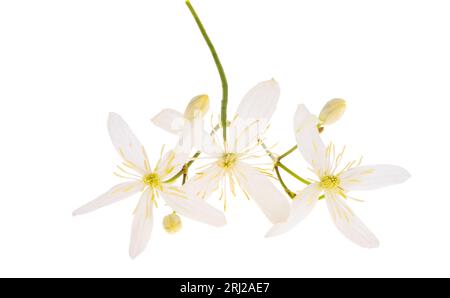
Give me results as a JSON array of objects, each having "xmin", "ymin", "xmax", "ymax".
[
  {"xmin": 320, "ymin": 175, "xmax": 341, "ymax": 190},
  {"xmin": 142, "ymin": 173, "xmax": 162, "ymax": 190},
  {"xmin": 218, "ymin": 153, "xmax": 238, "ymax": 169}
]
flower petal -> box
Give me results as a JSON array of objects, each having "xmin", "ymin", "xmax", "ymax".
[
  {"xmin": 108, "ymin": 113, "xmax": 150, "ymax": 174},
  {"xmin": 293, "ymin": 104, "xmax": 327, "ymax": 172},
  {"xmin": 151, "ymin": 109, "xmax": 185, "ymax": 134},
  {"xmin": 325, "ymin": 191, "xmax": 379, "ymax": 248},
  {"xmin": 155, "ymin": 149, "xmax": 189, "ymax": 180},
  {"xmin": 183, "ymin": 164, "xmax": 224, "ymax": 200},
  {"xmin": 235, "ymin": 79, "xmax": 280, "ymax": 123},
  {"xmin": 129, "ymin": 188, "xmax": 154, "ymax": 259},
  {"xmin": 161, "ymin": 186, "xmax": 226, "ymax": 227},
  {"xmin": 234, "ymin": 162, "xmax": 290, "ymax": 224},
  {"xmin": 266, "ymin": 183, "xmax": 321, "ymax": 237},
  {"xmin": 340, "ymin": 165, "xmax": 411, "ymax": 191},
  {"xmin": 228, "ymin": 80, "xmax": 280, "ymax": 152},
  {"xmin": 73, "ymin": 181, "xmax": 143, "ymax": 216}
]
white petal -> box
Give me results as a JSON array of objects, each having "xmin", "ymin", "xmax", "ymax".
[
  {"xmin": 155, "ymin": 149, "xmax": 189, "ymax": 180},
  {"xmin": 200, "ymin": 130, "xmax": 223, "ymax": 156},
  {"xmin": 108, "ymin": 113, "xmax": 150, "ymax": 174},
  {"xmin": 73, "ymin": 181, "xmax": 143, "ymax": 216},
  {"xmin": 161, "ymin": 186, "xmax": 226, "ymax": 227},
  {"xmin": 325, "ymin": 192, "xmax": 379, "ymax": 248},
  {"xmin": 183, "ymin": 164, "xmax": 224, "ymax": 200},
  {"xmin": 177, "ymin": 117, "xmax": 204, "ymax": 152},
  {"xmin": 340, "ymin": 165, "xmax": 411, "ymax": 191},
  {"xmin": 234, "ymin": 162, "xmax": 290, "ymax": 224},
  {"xmin": 293, "ymin": 105, "xmax": 327, "ymax": 172},
  {"xmin": 266, "ymin": 183, "xmax": 321, "ymax": 237},
  {"xmin": 151, "ymin": 109, "xmax": 185, "ymax": 134},
  {"xmin": 228, "ymin": 80, "xmax": 280, "ymax": 152},
  {"xmin": 235, "ymin": 79, "xmax": 280, "ymax": 122},
  {"xmin": 129, "ymin": 188, "xmax": 154, "ymax": 259}
]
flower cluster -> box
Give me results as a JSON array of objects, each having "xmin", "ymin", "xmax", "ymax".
[{"xmin": 73, "ymin": 1, "xmax": 410, "ymax": 258}]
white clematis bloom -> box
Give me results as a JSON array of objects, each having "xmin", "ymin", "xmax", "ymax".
[
  {"xmin": 266, "ymin": 104, "xmax": 410, "ymax": 248},
  {"xmin": 73, "ymin": 113, "xmax": 226, "ymax": 259},
  {"xmin": 182, "ymin": 80, "xmax": 291, "ymax": 224}
]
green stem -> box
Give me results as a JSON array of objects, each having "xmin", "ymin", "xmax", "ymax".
[
  {"xmin": 185, "ymin": 0, "xmax": 228, "ymax": 141},
  {"xmin": 163, "ymin": 150, "xmax": 201, "ymax": 184},
  {"xmin": 275, "ymin": 166, "xmax": 295, "ymax": 198},
  {"xmin": 278, "ymin": 145, "xmax": 298, "ymax": 160},
  {"xmin": 277, "ymin": 161, "xmax": 311, "ymax": 185}
]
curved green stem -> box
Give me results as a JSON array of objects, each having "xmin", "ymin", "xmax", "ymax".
[
  {"xmin": 186, "ymin": 0, "xmax": 228, "ymax": 141},
  {"xmin": 163, "ymin": 150, "xmax": 201, "ymax": 184},
  {"xmin": 277, "ymin": 161, "xmax": 311, "ymax": 185},
  {"xmin": 275, "ymin": 165, "xmax": 296, "ymax": 198},
  {"xmin": 278, "ymin": 145, "xmax": 298, "ymax": 160}
]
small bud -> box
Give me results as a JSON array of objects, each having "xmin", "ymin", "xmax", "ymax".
[
  {"xmin": 184, "ymin": 95, "xmax": 209, "ymax": 120},
  {"xmin": 319, "ymin": 98, "xmax": 346, "ymax": 125},
  {"xmin": 163, "ymin": 212, "xmax": 182, "ymax": 234}
]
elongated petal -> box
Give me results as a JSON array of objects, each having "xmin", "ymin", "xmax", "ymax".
[
  {"xmin": 108, "ymin": 113, "xmax": 150, "ymax": 174},
  {"xmin": 183, "ymin": 164, "xmax": 224, "ymax": 200},
  {"xmin": 234, "ymin": 162, "xmax": 290, "ymax": 224},
  {"xmin": 294, "ymin": 104, "xmax": 327, "ymax": 172},
  {"xmin": 325, "ymin": 192, "xmax": 379, "ymax": 248},
  {"xmin": 129, "ymin": 188, "xmax": 154, "ymax": 259},
  {"xmin": 229, "ymin": 80, "xmax": 280, "ymax": 152},
  {"xmin": 155, "ymin": 149, "xmax": 189, "ymax": 180},
  {"xmin": 340, "ymin": 165, "xmax": 410, "ymax": 191},
  {"xmin": 266, "ymin": 183, "xmax": 321, "ymax": 237},
  {"xmin": 73, "ymin": 181, "xmax": 143, "ymax": 216},
  {"xmin": 151, "ymin": 109, "xmax": 185, "ymax": 134},
  {"xmin": 201, "ymin": 130, "xmax": 223, "ymax": 156},
  {"xmin": 161, "ymin": 186, "xmax": 226, "ymax": 227},
  {"xmin": 235, "ymin": 79, "xmax": 280, "ymax": 122}
]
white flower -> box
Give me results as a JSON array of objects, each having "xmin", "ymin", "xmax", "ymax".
[
  {"xmin": 266, "ymin": 104, "xmax": 410, "ymax": 248},
  {"xmin": 182, "ymin": 80, "xmax": 291, "ymax": 224},
  {"xmin": 73, "ymin": 113, "xmax": 226, "ymax": 259},
  {"xmin": 151, "ymin": 94, "xmax": 210, "ymax": 152}
]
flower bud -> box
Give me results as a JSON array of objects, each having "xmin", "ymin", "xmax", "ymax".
[
  {"xmin": 184, "ymin": 95, "xmax": 209, "ymax": 120},
  {"xmin": 163, "ymin": 212, "xmax": 182, "ymax": 234},
  {"xmin": 319, "ymin": 98, "xmax": 346, "ymax": 125}
]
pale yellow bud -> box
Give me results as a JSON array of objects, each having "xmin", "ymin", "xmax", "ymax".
[
  {"xmin": 319, "ymin": 98, "xmax": 346, "ymax": 125},
  {"xmin": 163, "ymin": 212, "xmax": 182, "ymax": 234},
  {"xmin": 184, "ymin": 95, "xmax": 210, "ymax": 120}
]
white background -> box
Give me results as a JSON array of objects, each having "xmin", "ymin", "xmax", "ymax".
[{"xmin": 0, "ymin": 0, "xmax": 449, "ymax": 277}]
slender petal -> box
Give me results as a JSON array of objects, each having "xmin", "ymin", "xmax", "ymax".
[
  {"xmin": 235, "ymin": 79, "xmax": 280, "ymax": 123},
  {"xmin": 293, "ymin": 104, "xmax": 327, "ymax": 173},
  {"xmin": 161, "ymin": 187, "xmax": 226, "ymax": 227},
  {"xmin": 108, "ymin": 113, "xmax": 150, "ymax": 174},
  {"xmin": 155, "ymin": 149, "xmax": 189, "ymax": 180},
  {"xmin": 183, "ymin": 164, "xmax": 224, "ymax": 200},
  {"xmin": 73, "ymin": 181, "xmax": 143, "ymax": 216},
  {"xmin": 151, "ymin": 109, "xmax": 185, "ymax": 134},
  {"xmin": 340, "ymin": 165, "xmax": 411, "ymax": 191},
  {"xmin": 201, "ymin": 130, "xmax": 222, "ymax": 156},
  {"xmin": 129, "ymin": 188, "xmax": 154, "ymax": 259},
  {"xmin": 228, "ymin": 80, "xmax": 280, "ymax": 152},
  {"xmin": 234, "ymin": 162, "xmax": 290, "ymax": 224},
  {"xmin": 266, "ymin": 183, "xmax": 321, "ymax": 237},
  {"xmin": 325, "ymin": 191, "xmax": 379, "ymax": 248}
]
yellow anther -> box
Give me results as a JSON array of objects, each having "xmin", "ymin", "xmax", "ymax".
[{"xmin": 320, "ymin": 175, "xmax": 341, "ymax": 190}]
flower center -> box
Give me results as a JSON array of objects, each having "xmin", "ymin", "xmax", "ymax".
[
  {"xmin": 320, "ymin": 175, "xmax": 340, "ymax": 190},
  {"xmin": 143, "ymin": 173, "xmax": 162, "ymax": 189},
  {"xmin": 218, "ymin": 153, "xmax": 238, "ymax": 169}
]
